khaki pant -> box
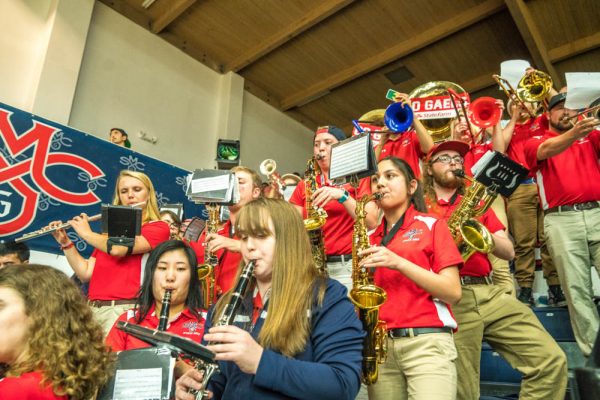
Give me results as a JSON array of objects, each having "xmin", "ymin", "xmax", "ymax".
[
  {"xmin": 544, "ymin": 207, "xmax": 600, "ymax": 356},
  {"xmin": 507, "ymin": 183, "xmax": 559, "ymax": 288},
  {"xmin": 327, "ymin": 257, "xmax": 352, "ymax": 291},
  {"xmin": 368, "ymin": 333, "xmax": 457, "ymax": 400},
  {"xmin": 489, "ymin": 196, "xmax": 516, "ymax": 296},
  {"xmin": 454, "ymin": 284, "xmax": 567, "ymax": 400},
  {"xmin": 91, "ymin": 303, "xmax": 135, "ymax": 337}
]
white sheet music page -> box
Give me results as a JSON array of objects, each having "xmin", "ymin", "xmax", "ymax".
[
  {"xmin": 565, "ymin": 73, "xmax": 600, "ymax": 109},
  {"xmin": 329, "ymin": 135, "xmax": 369, "ymax": 181},
  {"xmin": 112, "ymin": 368, "xmax": 162, "ymax": 400}
]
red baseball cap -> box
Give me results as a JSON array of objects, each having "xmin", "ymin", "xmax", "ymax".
[{"xmin": 425, "ymin": 140, "xmax": 470, "ymax": 163}]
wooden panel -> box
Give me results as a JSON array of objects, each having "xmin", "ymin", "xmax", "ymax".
[
  {"xmin": 554, "ymin": 49, "xmax": 600, "ymax": 91},
  {"xmin": 150, "ymin": 0, "xmax": 197, "ymax": 34},
  {"xmin": 548, "ymin": 32, "xmax": 600, "ymax": 63}
]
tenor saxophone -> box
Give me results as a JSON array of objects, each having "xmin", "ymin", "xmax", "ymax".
[
  {"xmin": 447, "ymin": 170, "xmax": 497, "ymax": 260},
  {"xmin": 198, "ymin": 203, "xmax": 220, "ymax": 308},
  {"xmin": 303, "ymin": 157, "xmax": 328, "ymax": 276},
  {"xmin": 191, "ymin": 260, "xmax": 256, "ymax": 400},
  {"xmin": 349, "ymin": 192, "xmax": 387, "ymax": 385}
]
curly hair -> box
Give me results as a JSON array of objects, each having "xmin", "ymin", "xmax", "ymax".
[{"xmin": 0, "ymin": 264, "xmax": 114, "ymax": 399}]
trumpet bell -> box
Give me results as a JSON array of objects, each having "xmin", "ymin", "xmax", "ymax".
[
  {"xmin": 470, "ymin": 97, "xmax": 502, "ymax": 128},
  {"xmin": 384, "ymin": 102, "xmax": 414, "ymax": 133},
  {"xmin": 259, "ymin": 159, "xmax": 277, "ymax": 176}
]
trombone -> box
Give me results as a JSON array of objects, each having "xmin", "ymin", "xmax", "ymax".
[
  {"xmin": 561, "ymin": 103, "xmax": 600, "ymax": 125},
  {"xmin": 492, "ymin": 74, "xmax": 535, "ymax": 119}
]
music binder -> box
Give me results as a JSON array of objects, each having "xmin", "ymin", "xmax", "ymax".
[
  {"xmin": 471, "ymin": 151, "xmax": 529, "ymax": 197},
  {"xmin": 329, "ymin": 132, "xmax": 377, "ymax": 184},
  {"xmin": 186, "ymin": 169, "xmax": 240, "ymax": 205},
  {"xmin": 101, "ymin": 205, "xmax": 142, "ymax": 238}
]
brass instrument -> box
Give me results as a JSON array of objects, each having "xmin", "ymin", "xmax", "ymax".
[
  {"xmin": 562, "ymin": 103, "xmax": 600, "ymax": 124},
  {"xmin": 259, "ymin": 158, "xmax": 286, "ymax": 199},
  {"xmin": 447, "ymin": 170, "xmax": 496, "ymax": 261},
  {"xmin": 303, "ymin": 157, "xmax": 328, "ymax": 276},
  {"xmin": 409, "ymin": 81, "xmax": 468, "ymax": 143},
  {"xmin": 191, "ymin": 260, "xmax": 256, "ymax": 400},
  {"xmin": 157, "ymin": 289, "xmax": 172, "ymax": 331},
  {"xmin": 469, "ymin": 97, "xmax": 502, "ymax": 129},
  {"xmin": 492, "ymin": 74, "xmax": 535, "ymax": 119},
  {"xmin": 349, "ymin": 192, "xmax": 387, "ymax": 385},
  {"xmin": 198, "ymin": 203, "xmax": 219, "ymax": 309},
  {"xmin": 517, "ymin": 70, "xmax": 553, "ymax": 104}
]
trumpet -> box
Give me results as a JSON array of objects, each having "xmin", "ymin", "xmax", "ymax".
[{"xmin": 259, "ymin": 159, "xmax": 286, "ymax": 199}]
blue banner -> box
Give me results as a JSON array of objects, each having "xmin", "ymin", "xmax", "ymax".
[{"xmin": 0, "ymin": 102, "xmax": 205, "ymax": 255}]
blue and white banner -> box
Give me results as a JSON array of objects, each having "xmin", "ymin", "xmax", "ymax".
[{"xmin": 0, "ymin": 102, "xmax": 205, "ymax": 255}]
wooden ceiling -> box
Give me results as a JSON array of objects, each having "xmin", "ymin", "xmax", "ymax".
[{"xmin": 100, "ymin": 0, "xmax": 600, "ymax": 135}]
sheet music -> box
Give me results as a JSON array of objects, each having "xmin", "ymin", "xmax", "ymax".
[
  {"xmin": 565, "ymin": 73, "xmax": 600, "ymax": 109},
  {"xmin": 112, "ymin": 368, "xmax": 163, "ymax": 400},
  {"xmin": 329, "ymin": 135, "xmax": 369, "ymax": 180},
  {"xmin": 191, "ymin": 174, "xmax": 230, "ymax": 194},
  {"xmin": 500, "ymin": 60, "xmax": 530, "ymax": 88}
]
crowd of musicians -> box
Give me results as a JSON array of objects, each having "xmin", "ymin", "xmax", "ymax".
[{"xmin": 0, "ymin": 67, "xmax": 599, "ymax": 400}]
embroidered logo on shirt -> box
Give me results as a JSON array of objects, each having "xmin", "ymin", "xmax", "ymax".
[
  {"xmin": 183, "ymin": 321, "xmax": 200, "ymax": 333},
  {"xmin": 402, "ymin": 228, "xmax": 423, "ymax": 242},
  {"xmin": 402, "ymin": 138, "xmax": 411, "ymax": 147}
]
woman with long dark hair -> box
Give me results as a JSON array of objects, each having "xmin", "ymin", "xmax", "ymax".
[{"xmin": 106, "ymin": 240, "xmax": 206, "ymax": 351}]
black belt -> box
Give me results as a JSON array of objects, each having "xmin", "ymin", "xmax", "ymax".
[
  {"xmin": 327, "ymin": 254, "xmax": 352, "ymax": 263},
  {"xmin": 460, "ymin": 275, "xmax": 493, "ymax": 286},
  {"xmin": 544, "ymin": 201, "xmax": 599, "ymax": 215},
  {"xmin": 388, "ymin": 327, "xmax": 452, "ymax": 338},
  {"xmin": 88, "ymin": 299, "xmax": 137, "ymax": 308}
]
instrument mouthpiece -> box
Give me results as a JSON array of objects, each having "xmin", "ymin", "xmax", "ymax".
[{"xmin": 452, "ymin": 169, "xmax": 466, "ymax": 178}]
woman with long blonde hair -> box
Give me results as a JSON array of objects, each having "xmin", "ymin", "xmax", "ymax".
[
  {"xmin": 0, "ymin": 264, "xmax": 114, "ymax": 399},
  {"xmin": 175, "ymin": 198, "xmax": 364, "ymax": 400},
  {"xmin": 49, "ymin": 170, "xmax": 170, "ymax": 334}
]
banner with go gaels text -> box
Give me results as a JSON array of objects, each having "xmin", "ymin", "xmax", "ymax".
[{"xmin": 0, "ymin": 102, "xmax": 205, "ymax": 256}]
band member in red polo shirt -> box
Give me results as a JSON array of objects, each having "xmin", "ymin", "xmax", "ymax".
[
  {"xmin": 189, "ymin": 166, "xmax": 262, "ymax": 301},
  {"xmin": 359, "ymin": 156, "xmax": 462, "ymax": 399},
  {"xmin": 106, "ymin": 240, "xmax": 205, "ymax": 351},
  {"xmin": 290, "ymin": 126, "xmax": 377, "ymax": 290},
  {"xmin": 423, "ymin": 140, "xmax": 567, "ymax": 400},
  {"xmin": 49, "ymin": 170, "xmax": 170, "ymax": 335},
  {"xmin": 524, "ymin": 92, "xmax": 600, "ymax": 356},
  {"xmin": 0, "ymin": 264, "xmax": 113, "ymax": 399},
  {"xmin": 502, "ymin": 100, "xmax": 564, "ymax": 306}
]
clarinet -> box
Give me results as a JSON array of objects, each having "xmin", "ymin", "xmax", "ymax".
[
  {"xmin": 190, "ymin": 260, "xmax": 256, "ymax": 400},
  {"xmin": 157, "ymin": 289, "xmax": 172, "ymax": 331}
]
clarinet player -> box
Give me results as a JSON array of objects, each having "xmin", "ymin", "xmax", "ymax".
[{"xmin": 175, "ymin": 198, "xmax": 364, "ymax": 400}]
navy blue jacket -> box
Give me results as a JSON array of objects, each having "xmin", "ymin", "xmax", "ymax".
[{"xmin": 204, "ymin": 278, "xmax": 364, "ymax": 399}]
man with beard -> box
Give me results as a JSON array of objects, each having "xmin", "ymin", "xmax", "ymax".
[
  {"xmin": 524, "ymin": 92, "xmax": 600, "ymax": 356},
  {"xmin": 423, "ymin": 140, "xmax": 567, "ymax": 400}
]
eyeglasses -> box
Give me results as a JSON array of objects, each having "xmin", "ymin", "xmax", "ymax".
[{"xmin": 431, "ymin": 155, "xmax": 464, "ymax": 165}]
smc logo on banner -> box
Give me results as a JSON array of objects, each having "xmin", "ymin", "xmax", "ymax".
[{"xmin": 0, "ymin": 102, "xmax": 204, "ymax": 255}]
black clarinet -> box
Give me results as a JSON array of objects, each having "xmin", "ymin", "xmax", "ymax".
[
  {"xmin": 191, "ymin": 260, "xmax": 256, "ymax": 400},
  {"xmin": 157, "ymin": 289, "xmax": 172, "ymax": 331}
]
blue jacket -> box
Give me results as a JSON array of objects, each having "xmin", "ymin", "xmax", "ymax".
[{"xmin": 204, "ymin": 278, "xmax": 364, "ymax": 399}]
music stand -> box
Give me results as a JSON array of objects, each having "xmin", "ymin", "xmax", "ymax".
[{"xmin": 574, "ymin": 328, "xmax": 600, "ymax": 400}]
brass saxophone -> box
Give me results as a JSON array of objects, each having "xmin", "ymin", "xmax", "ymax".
[
  {"xmin": 198, "ymin": 203, "xmax": 219, "ymax": 309},
  {"xmin": 303, "ymin": 157, "xmax": 328, "ymax": 276},
  {"xmin": 447, "ymin": 170, "xmax": 497, "ymax": 260},
  {"xmin": 349, "ymin": 192, "xmax": 387, "ymax": 385},
  {"xmin": 190, "ymin": 260, "xmax": 256, "ymax": 400}
]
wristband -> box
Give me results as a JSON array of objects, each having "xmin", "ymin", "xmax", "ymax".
[
  {"xmin": 338, "ymin": 190, "xmax": 350, "ymax": 204},
  {"xmin": 61, "ymin": 242, "xmax": 75, "ymax": 251}
]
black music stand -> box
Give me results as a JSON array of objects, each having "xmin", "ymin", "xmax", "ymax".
[{"xmin": 574, "ymin": 328, "xmax": 600, "ymax": 400}]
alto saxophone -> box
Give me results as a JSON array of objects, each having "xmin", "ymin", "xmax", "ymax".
[
  {"xmin": 447, "ymin": 170, "xmax": 497, "ymax": 260},
  {"xmin": 303, "ymin": 157, "xmax": 328, "ymax": 276},
  {"xmin": 190, "ymin": 260, "xmax": 256, "ymax": 400},
  {"xmin": 198, "ymin": 203, "xmax": 220, "ymax": 309},
  {"xmin": 349, "ymin": 192, "xmax": 387, "ymax": 385}
]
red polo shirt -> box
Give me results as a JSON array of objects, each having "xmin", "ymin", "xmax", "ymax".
[
  {"xmin": 428, "ymin": 195, "xmax": 505, "ymax": 277},
  {"xmin": 378, "ymin": 130, "xmax": 426, "ymax": 178},
  {"xmin": 524, "ymin": 129, "xmax": 600, "ymax": 209},
  {"xmin": 189, "ymin": 220, "xmax": 243, "ymax": 296},
  {"xmin": 0, "ymin": 371, "xmax": 67, "ymax": 399},
  {"xmin": 106, "ymin": 304, "xmax": 206, "ymax": 352},
  {"xmin": 370, "ymin": 205, "xmax": 463, "ymax": 329},
  {"xmin": 506, "ymin": 117, "xmax": 545, "ymax": 177},
  {"xmin": 89, "ymin": 220, "xmax": 170, "ymax": 300},
  {"xmin": 290, "ymin": 177, "xmax": 356, "ymax": 256}
]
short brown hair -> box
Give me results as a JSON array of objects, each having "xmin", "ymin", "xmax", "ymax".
[{"xmin": 232, "ymin": 166, "xmax": 262, "ymax": 190}]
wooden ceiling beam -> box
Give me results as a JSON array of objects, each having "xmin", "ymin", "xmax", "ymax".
[
  {"xmin": 280, "ymin": 0, "xmax": 506, "ymax": 111},
  {"xmin": 548, "ymin": 31, "xmax": 600, "ymax": 63},
  {"xmin": 99, "ymin": 0, "xmax": 152, "ymax": 29},
  {"xmin": 461, "ymin": 73, "xmax": 497, "ymax": 94},
  {"xmin": 504, "ymin": 0, "xmax": 563, "ymax": 87},
  {"xmin": 224, "ymin": 0, "xmax": 356, "ymax": 72},
  {"xmin": 151, "ymin": 0, "xmax": 197, "ymax": 34}
]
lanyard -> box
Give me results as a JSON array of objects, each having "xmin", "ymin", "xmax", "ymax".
[{"xmin": 381, "ymin": 212, "xmax": 406, "ymax": 247}]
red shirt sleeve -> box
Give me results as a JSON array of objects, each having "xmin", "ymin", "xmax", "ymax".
[
  {"xmin": 480, "ymin": 207, "xmax": 505, "ymax": 233},
  {"xmin": 431, "ymin": 219, "xmax": 463, "ymax": 272},
  {"xmin": 141, "ymin": 220, "xmax": 170, "ymax": 248},
  {"xmin": 289, "ymin": 179, "xmax": 306, "ymax": 208},
  {"xmin": 524, "ymin": 135, "xmax": 545, "ymax": 172}
]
